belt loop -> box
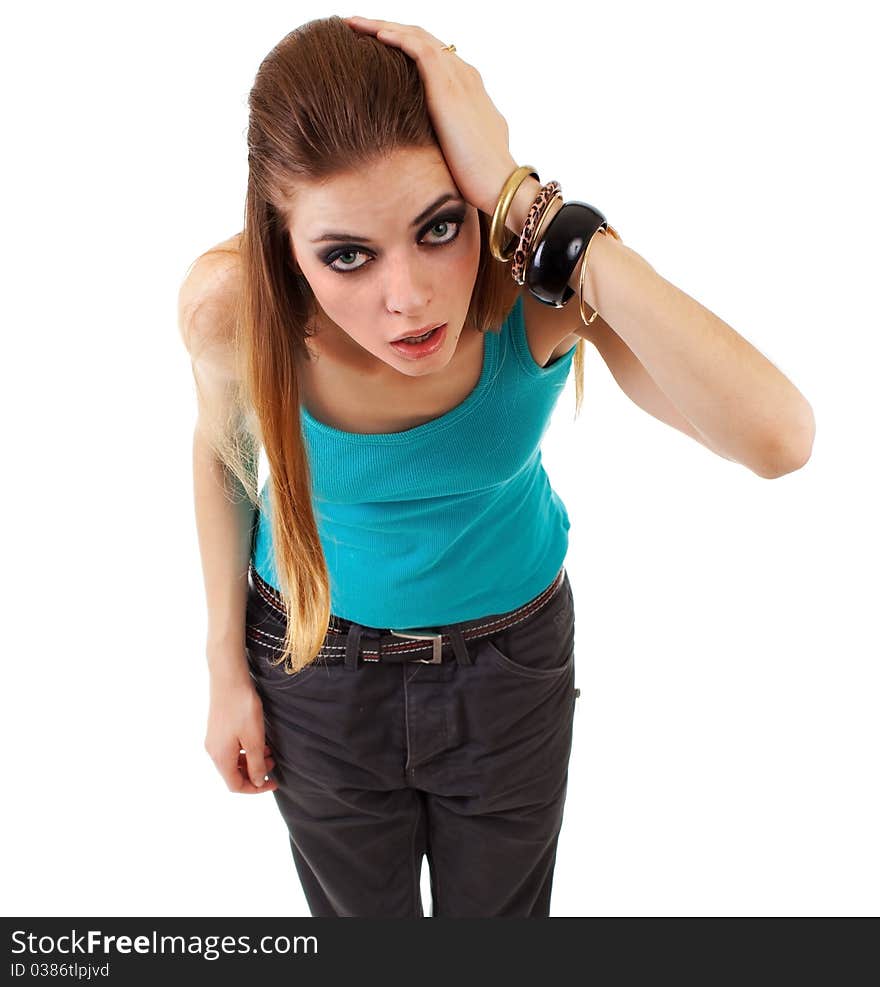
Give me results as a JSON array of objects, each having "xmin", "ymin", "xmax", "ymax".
[
  {"xmin": 444, "ymin": 626, "xmax": 473, "ymax": 666},
  {"xmin": 344, "ymin": 622, "xmax": 364, "ymax": 670}
]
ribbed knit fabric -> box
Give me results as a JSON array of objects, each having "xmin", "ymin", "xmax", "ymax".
[{"xmin": 252, "ymin": 294, "xmax": 576, "ymax": 628}]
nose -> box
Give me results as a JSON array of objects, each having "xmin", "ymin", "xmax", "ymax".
[{"xmin": 383, "ymin": 251, "xmax": 432, "ymax": 315}]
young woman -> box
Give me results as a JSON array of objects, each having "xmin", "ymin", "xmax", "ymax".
[{"xmin": 178, "ymin": 16, "xmax": 814, "ymax": 918}]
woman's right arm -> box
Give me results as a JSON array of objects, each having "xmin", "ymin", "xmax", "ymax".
[{"xmin": 178, "ymin": 241, "xmax": 277, "ymax": 795}]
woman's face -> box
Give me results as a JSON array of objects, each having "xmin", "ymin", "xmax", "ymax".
[{"xmin": 285, "ymin": 145, "xmax": 482, "ymax": 378}]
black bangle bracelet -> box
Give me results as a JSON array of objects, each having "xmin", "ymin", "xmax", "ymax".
[{"xmin": 525, "ymin": 201, "xmax": 608, "ymax": 307}]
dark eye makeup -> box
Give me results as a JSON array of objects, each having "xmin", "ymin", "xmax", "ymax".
[{"xmin": 319, "ymin": 210, "xmax": 467, "ymax": 275}]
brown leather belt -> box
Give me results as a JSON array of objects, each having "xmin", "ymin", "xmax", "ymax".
[{"xmin": 249, "ymin": 564, "xmax": 566, "ymax": 667}]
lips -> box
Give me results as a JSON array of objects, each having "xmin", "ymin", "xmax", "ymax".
[
  {"xmin": 392, "ymin": 322, "xmax": 445, "ymax": 342},
  {"xmin": 389, "ymin": 322, "xmax": 447, "ymax": 358}
]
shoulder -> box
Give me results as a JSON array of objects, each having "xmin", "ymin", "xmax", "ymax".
[
  {"xmin": 516, "ymin": 283, "xmax": 585, "ymax": 368},
  {"xmin": 177, "ymin": 233, "xmax": 243, "ymax": 381}
]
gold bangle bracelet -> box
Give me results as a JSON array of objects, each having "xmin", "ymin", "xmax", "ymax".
[
  {"xmin": 578, "ymin": 227, "xmax": 607, "ymax": 327},
  {"xmin": 489, "ymin": 164, "xmax": 539, "ymax": 262},
  {"xmin": 512, "ymin": 186, "xmax": 563, "ymax": 285}
]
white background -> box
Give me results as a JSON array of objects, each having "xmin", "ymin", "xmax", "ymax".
[{"xmin": 3, "ymin": 0, "xmax": 877, "ymax": 918}]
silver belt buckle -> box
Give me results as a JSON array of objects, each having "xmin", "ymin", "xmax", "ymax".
[{"xmin": 388, "ymin": 627, "xmax": 445, "ymax": 663}]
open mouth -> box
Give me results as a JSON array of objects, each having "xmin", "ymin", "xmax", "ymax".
[
  {"xmin": 389, "ymin": 323, "xmax": 448, "ymax": 357},
  {"xmin": 394, "ymin": 324, "xmax": 442, "ymax": 343}
]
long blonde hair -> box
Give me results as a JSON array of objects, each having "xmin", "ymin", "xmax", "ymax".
[{"xmin": 204, "ymin": 16, "xmax": 587, "ymax": 674}]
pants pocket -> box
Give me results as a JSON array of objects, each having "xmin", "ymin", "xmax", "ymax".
[
  {"xmin": 245, "ymin": 581, "xmax": 322, "ymax": 689},
  {"xmin": 481, "ymin": 571, "xmax": 575, "ymax": 678}
]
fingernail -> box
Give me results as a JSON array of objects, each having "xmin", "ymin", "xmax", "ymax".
[{"xmin": 254, "ymin": 776, "xmax": 265, "ymax": 787}]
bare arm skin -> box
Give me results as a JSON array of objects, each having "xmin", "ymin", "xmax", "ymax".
[
  {"xmin": 506, "ymin": 182, "xmax": 815, "ymax": 479},
  {"xmin": 178, "ymin": 240, "xmax": 277, "ymax": 795}
]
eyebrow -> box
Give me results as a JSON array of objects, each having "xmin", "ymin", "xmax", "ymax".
[{"xmin": 308, "ymin": 193, "xmax": 465, "ymax": 244}]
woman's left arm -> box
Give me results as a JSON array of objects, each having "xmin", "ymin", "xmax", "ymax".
[
  {"xmin": 345, "ymin": 15, "xmax": 816, "ymax": 477},
  {"xmin": 505, "ymin": 178, "xmax": 816, "ymax": 478}
]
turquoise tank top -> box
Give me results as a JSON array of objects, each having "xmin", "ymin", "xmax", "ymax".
[{"xmin": 252, "ymin": 294, "xmax": 576, "ymax": 628}]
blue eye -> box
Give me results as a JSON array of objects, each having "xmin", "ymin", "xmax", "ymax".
[{"xmin": 322, "ymin": 211, "xmax": 466, "ymax": 275}]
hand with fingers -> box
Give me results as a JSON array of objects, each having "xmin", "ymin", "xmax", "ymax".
[
  {"xmin": 204, "ymin": 676, "xmax": 278, "ymax": 795},
  {"xmin": 343, "ymin": 15, "xmax": 518, "ymax": 217}
]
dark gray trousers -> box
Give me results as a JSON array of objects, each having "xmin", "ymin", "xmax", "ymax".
[{"xmin": 245, "ymin": 566, "xmax": 579, "ymax": 918}]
